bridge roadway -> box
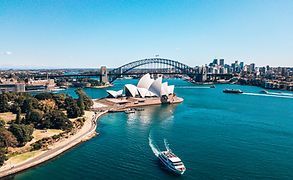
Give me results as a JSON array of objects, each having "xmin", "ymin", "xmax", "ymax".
[
  {"xmin": 23, "ymin": 58, "xmax": 234, "ymax": 81},
  {"xmin": 29, "ymin": 72, "xmax": 233, "ymax": 79}
]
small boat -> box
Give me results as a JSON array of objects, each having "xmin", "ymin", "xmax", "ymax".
[
  {"xmin": 223, "ymin": 89, "xmax": 243, "ymax": 94},
  {"xmin": 124, "ymin": 109, "xmax": 135, "ymax": 114},
  {"xmin": 134, "ymin": 107, "xmax": 144, "ymax": 111},
  {"xmin": 210, "ymin": 85, "xmax": 216, "ymax": 88},
  {"xmin": 158, "ymin": 150, "xmax": 186, "ymax": 175}
]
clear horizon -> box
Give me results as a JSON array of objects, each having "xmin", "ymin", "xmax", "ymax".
[{"xmin": 1, "ymin": 0, "xmax": 293, "ymax": 68}]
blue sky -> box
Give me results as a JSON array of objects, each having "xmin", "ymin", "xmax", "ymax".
[{"xmin": 0, "ymin": 0, "xmax": 293, "ymax": 68}]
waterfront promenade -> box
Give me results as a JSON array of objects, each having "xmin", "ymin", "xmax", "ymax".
[{"xmin": 0, "ymin": 111, "xmax": 108, "ymax": 178}]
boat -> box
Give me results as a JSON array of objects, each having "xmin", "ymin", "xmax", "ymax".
[
  {"xmin": 210, "ymin": 85, "xmax": 216, "ymax": 88},
  {"xmin": 223, "ymin": 89, "xmax": 243, "ymax": 94},
  {"xmin": 158, "ymin": 150, "xmax": 186, "ymax": 175},
  {"xmin": 124, "ymin": 109, "xmax": 135, "ymax": 114},
  {"xmin": 134, "ymin": 107, "xmax": 144, "ymax": 111},
  {"xmin": 260, "ymin": 90, "xmax": 269, "ymax": 94}
]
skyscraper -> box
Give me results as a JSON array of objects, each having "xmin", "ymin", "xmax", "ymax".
[
  {"xmin": 240, "ymin": 62, "xmax": 244, "ymax": 70},
  {"xmin": 213, "ymin": 59, "xmax": 218, "ymax": 65},
  {"xmin": 219, "ymin": 59, "xmax": 224, "ymax": 66},
  {"xmin": 249, "ymin": 63, "xmax": 255, "ymax": 73}
]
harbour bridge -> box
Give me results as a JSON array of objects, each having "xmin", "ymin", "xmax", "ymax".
[{"xmin": 31, "ymin": 58, "xmax": 232, "ymax": 82}]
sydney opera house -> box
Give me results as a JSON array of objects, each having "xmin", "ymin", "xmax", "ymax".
[
  {"xmin": 92, "ymin": 74, "xmax": 182, "ymax": 111},
  {"xmin": 106, "ymin": 73, "xmax": 175, "ymax": 100}
]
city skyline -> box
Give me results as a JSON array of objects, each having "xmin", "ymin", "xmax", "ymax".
[{"xmin": 1, "ymin": 0, "xmax": 293, "ymax": 68}]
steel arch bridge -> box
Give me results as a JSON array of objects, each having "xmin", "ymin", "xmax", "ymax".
[{"xmin": 108, "ymin": 58, "xmax": 196, "ymax": 82}]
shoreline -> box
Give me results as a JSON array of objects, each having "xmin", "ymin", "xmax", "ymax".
[
  {"xmin": 0, "ymin": 111, "xmax": 108, "ymax": 178},
  {"xmin": 0, "ymin": 96, "xmax": 183, "ymax": 178}
]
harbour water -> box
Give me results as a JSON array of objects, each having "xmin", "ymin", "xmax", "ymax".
[{"xmin": 12, "ymin": 79, "xmax": 293, "ymax": 179}]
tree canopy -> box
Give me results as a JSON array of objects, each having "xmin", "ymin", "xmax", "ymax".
[
  {"xmin": 0, "ymin": 127, "xmax": 18, "ymax": 148},
  {"xmin": 42, "ymin": 110, "xmax": 73, "ymax": 130},
  {"xmin": 9, "ymin": 124, "xmax": 34, "ymax": 146},
  {"xmin": 0, "ymin": 92, "xmax": 9, "ymax": 113},
  {"xmin": 65, "ymin": 96, "xmax": 82, "ymax": 118},
  {"xmin": 75, "ymin": 88, "xmax": 93, "ymax": 111}
]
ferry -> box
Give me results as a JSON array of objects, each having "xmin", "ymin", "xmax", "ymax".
[
  {"xmin": 223, "ymin": 89, "xmax": 243, "ymax": 94},
  {"xmin": 158, "ymin": 150, "xmax": 186, "ymax": 175}
]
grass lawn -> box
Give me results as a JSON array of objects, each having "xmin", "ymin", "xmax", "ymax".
[
  {"xmin": 0, "ymin": 112, "xmax": 16, "ymax": 123},
  {"xmin": 6, "ymin": 151, "xmax": 42, "ymax": 165},
  {"xmin": 33, "ymin": 129, "xmax": 63, "ymax": 141}
]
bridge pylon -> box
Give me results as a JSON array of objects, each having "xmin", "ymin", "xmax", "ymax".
[{"xmin": 100, "ymin": 66, "xmax": 109, "ymax": 84}]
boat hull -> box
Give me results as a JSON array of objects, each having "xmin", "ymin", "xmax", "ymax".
[{"xmin": 158, "ymin": 154, "xmax": 185, "ymax": 175}]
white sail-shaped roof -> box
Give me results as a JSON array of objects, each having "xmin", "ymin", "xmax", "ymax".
[
  {"xmin": 161, "ymin": 82, "xmax": 169, "ymax": 96},
  {"xmin": 106, "ymin": 90, "xmax": 123, "ymax": 98},
  {"xmin": 167, "ymin": 85, "xmax": 175, "ymax": 95},
  {"xmin": 137, "ymin": 73, "xmax": 154, "ymax": 89},
  {"xmin": 137, "ymin": 88, "xmax": 148, "ymax": 98},
  {"xmin": 149, "ymin": 77, "xmax": 162, "ymax": 97},
  {"xmin": 125, "ymin": 84, "xmax": 138, "ymax": 97},
  {"xmin": 145, "ymin": 90, "xmax": 156, "ymax": 97}
]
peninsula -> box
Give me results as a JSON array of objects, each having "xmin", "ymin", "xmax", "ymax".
[{"xmin": 0, "ymin": 73, "xmax": 183, "ymax": 178}]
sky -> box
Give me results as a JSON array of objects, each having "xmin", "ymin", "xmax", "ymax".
[{"xmin": 0, "ymin": 0, "xmax": 293, "ymax": 68}]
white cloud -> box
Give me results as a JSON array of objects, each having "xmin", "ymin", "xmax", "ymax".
[{"xmin": 1, "ymin": 51, "xmax": 12, "ymax": 55}]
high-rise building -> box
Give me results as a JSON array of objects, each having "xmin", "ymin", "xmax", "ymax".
[
  {"xmin": 249, "ymin": 63, "xmax": 255, "ymax": 73},
  {"xmin": 219, "ymin": 59, "xmax": 224, "ymax": 66},
  {"xmin": 213, "ymin": 59, "xmax": 218, "ymax": 65},
  {"xmin": 240, "ymin": 62, "xmax": 244, "ymax": 70},
  {"xmin": 259, "ymin": 67, "xmax": 266, "ymax": 76}
]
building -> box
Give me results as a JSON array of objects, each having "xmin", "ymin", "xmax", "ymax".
[
  {"xmin": 239, "ymin": 62, "xmax": 244, "ymax": 70},
  {"xmin": 106, "ymin": 90, "xmax": 123, "ymax": 98},
  {"xmin": 249, "ymin": 63, "xmax": 255, "ymax": 73},
  {"xmin": 219, "ymin": 59, "xmax": 224, "ymax": 66},
  {"xmin": 26, "ymin": 79, "xmax": 56, "ymax": 91},
  {"xmin": 213, "ymin": 59, "xmax": 218, "ymax": 65},
  {"xmin": 0, "ymin": 78, "xmax": 55, "ymax": 92},
  {"xmin": 106, "ymin": 73, "xmax": 175, "ymax": 99},
  {"xmin": 0, "ymin": 83, "xmax": 25, "ymax": 93}
]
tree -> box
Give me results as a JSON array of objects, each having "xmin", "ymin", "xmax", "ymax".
[
  {"xmin": 0, "ymin": 92, "xmax": 9, "ymax": 113},
  {"xmin": 77, "ymin": 97, "xmax": 85, "ymax": 116},
  {"xmin": 5, "ymin": 91, "xmax": 18, "ymax": 102},
  {"xmin": 42, "ymin": 110, "xmax": 73, "ymax": 130},
  {"xmin": 0, "ymin": 148, "xmax": 7, "ymax": 167},
  {"xmin": 75, "ymin": 88, "xmax": 93, "ymax": 110},
  {"xmin": 15, "ymin": 107, "xmax": 22, "ymax": 124},
  {"xmin": 38, "ymin": 99, "xmax": 56, "ymax": 113},
  {"xmin": 0, "ymin": 128, "xmax": 18, "ymax": 148},
  {"xmin": 25, "ymin": 109, "xmax": 44, "ymax": 127},
  {"xmin": 21, "ymin": 97, "xmax": 39, "ymax": 113},
  {"xmin": 9, "ymin": 124, "xmax": 34, "ymax": 146},
  {"xmin": 0, "ymin": 119, "xmax": 5, "ymax": 128},
  {"xmin": 52, "ymin": 93, "xmax": 66, "ymax": 110},
  {"xmin": 65, "ymin": 96, "xmax": 82, "ymax": 118},
  {"xmin": 34, "ymin": 92, "xmax": 53, "ymax": 100}
]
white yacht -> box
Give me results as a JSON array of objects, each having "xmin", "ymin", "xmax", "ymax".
[{"xmin": 158, "ymin": 150, "xmax": 186, "ymax": 175}]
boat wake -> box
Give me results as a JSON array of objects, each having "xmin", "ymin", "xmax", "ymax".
[
  {"xmin": 175, "ymin": 86, "xmax": 210, "ymax": 89},
  {"xmin": 148, "ymin": 134, "xmax": 160, "ymax": 157},
  {"xmin": 164, "ymin": 139, "xmax": 172, "ymax": 152},
  {"xmin": 243, "ymin": 92, "xmax": 293, "ymax": 99}
]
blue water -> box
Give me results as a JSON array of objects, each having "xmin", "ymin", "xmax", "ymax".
[{"xmin": 11, "ymin": 79, "xmax": 293, "ymax": 179}]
